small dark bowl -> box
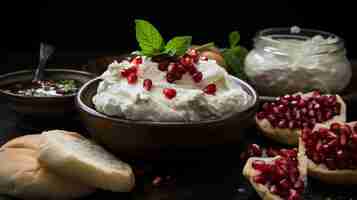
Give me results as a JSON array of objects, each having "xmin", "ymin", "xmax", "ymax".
[
  {"xmin": 76, "ymin": 76, "xmax": 258, "ymax": 160},
  {"xmin": 0, "ymin": 69, "xmax": 95, "ymax": 118}
]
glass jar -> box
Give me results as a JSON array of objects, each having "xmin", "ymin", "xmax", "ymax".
[{"xmin": 244, "ymin": 27, "xmax": 352, "ymax": 96}]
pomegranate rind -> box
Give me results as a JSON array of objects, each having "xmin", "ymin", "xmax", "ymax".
[
  {"xmin": 256, "ymin": 94, "xmax": 346, "ymax": 146},
  {"xmin": 300, "ymin": 121, "xmax": 357, "ymax": 184},
  {"xmin": 243, "ymin": 146, "xmax": 307, "ymax": 200}
]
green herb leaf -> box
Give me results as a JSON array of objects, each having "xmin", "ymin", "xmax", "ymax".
[
  {"xmin": 229, "ymin": 31, "xmax": 240, "ymax": 48},
  {"xmin": 135, "ymin": 19, "xmax": 165, "ymax": 56},
  {"xmin": 164, "ymin": 36, "xmax": 192, "ymax": 56},
  {"xmin": 223, "ymin": 46, "xmax": 248, "ymax": 80}
]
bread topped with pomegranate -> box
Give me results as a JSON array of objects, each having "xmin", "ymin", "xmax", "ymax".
[
  {"xmin": 299, "ymin": 121, "xmax": 357, "ymax": 184},
  {"xmin": 256, "ymin": 91, "xmax": 346, "ymax": 146},
  {"xmin": 243, "ymin": 147, "xmax": 307, "ymax": 200}
]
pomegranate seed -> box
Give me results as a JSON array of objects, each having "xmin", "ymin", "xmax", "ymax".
[
  {"xmin": 326, "ymin": 131, "xmax": 337, "ymax": 139},
  {"xmin": 330, "ymin": 123, "xmax": 341, "ymax": 133},
  {"xmin": 166, "ymin": 72, "xmax": 177, "ymax": 83},
  {"xmin": 283, "ymin": 94, "xmax": 292, "ymax": 100},
  {"xmin": 288, "ymin": 189, "xmax": 300, "ymax": 200},
  {"xmin": 270, "ymin": 185, "xmax": 279, "ymax": 194},
  {"xmin": 318, "ymin": 128, "xmax": 329, "ymax": 138},
  {"xmin": 120, "ymin": 69, "xmax": 131, "ymax": 77},
  {"xmin": 187, "ymin": 65, "xmax": 198, "ymax": 75},
  {"xmin": 293, "ymin": 179, "xmax": 304, "ymax": 192},
  {"xmin": 248, "ymin": 144, "xmax": 263, "ymax": 157},
  {"xmin": 315, "ymin": 140, "xmax": 322, "ymax": 152},
  {"xmin": 340, "ymin": 133, "xmax": 347, "ymax": 146},
  {"xmin": 325, "ymin": 158, "xmax": 337, "ymax": 170},
  {"xmin": 301, "ymin": 108, "xmax": 308, "ymax": 115},
  {"xmin": 324, "ymin": 111, "xmax": 333, "ymax": 121},
  {"xmin": 203, "ymin": 84, "xmax": 217, "ymax": 95},
  {"xmin": 278, "ymin": 120, "xmax": 287, "ymax": 129},
  {"xmin": 131, "ymin": 56, "xmax": 143, "ymax": 65},
  {"xmin": 252, "ymin": 160, "xmax": 266, "ymax": 170},
  {"xmin": 256, "ymin": 112, "xmax": 266, "ymax": 120},
  {"xmin": 253, "ymin": 175, "xmax": 267, "ymax": 184},
  {"xmin": 188, "ymin": 49, "xmax": 200, "ymax": 62},
  {"xmin": 168, "ymin": 63, "xmax": 178, "ymax": 72},
  {"xmin": 354, "ymin": 124, "xmax": 357, "ymax": 133},
  {"xmin": 127, "ymin": 73, "xmax": 138, "ymax": 84},
  {"xmin": 336, "ymin": 149, "xmax": 344, "ymax": 160},
  {"xmin": 312, "ymin": 90, "xmax": 321, "ymax": 98},
  {"xmin": 297, "ymin": 100, "xmax": 306, "ymax": 108},
  {"xmin": 158, "ymin": 62, "xmax": 169, "ymax": 71},
  {"xmin": 180, "ymin": 56, "xmax": 193, "ymax": 67},
  {"xmin": 262, "ymin": 102, "xmax": 270, "ymax": 111},
  {"xmin": 293, "ymin": 95, "xmax": 302, "ymax": 101},
  {"xmin": 278, "ymin": 104, "xmax": 288, "ymax": 113},
  {"xmin": 288, "ymin": 121, "xmax": 295, "ymax": 129},
  {"xmin": 279, "ymin": 178, "xmax": 291, "ymax": 190},
  {"xmin": 152, "ymin": 176, "xmax": 162, "ymax": 186},
  {"xmin": 266, "ymin": 147, "xmax": 279, "ymax": 157},
  {"xmin": 308, "ymin": 109, "xmax": 315, "ymax": 117},
  {"xmin": 313, "ymin": 103, "xmax": 321, "ymax": 110},
  {"xmin": 176, "ymin": 64, "xmax": 187, "ymax": 75},
  {"xmin": 192, "ymin": 72, "xmax": 203, "ymax": 83},
  {"xmin": 351, "ymin": 134, "xmax": 357, "ymax": 143},
  {"xmin": 163, "ymin": 88, "xmax": 176, "ymax": 99},
  {"xmin": 143, "ymin": 79, "xmax": 153, "ymax": 91},
  {"xmin": 289, "ymin": 100, "xmax": 297, "ymax": 106},
  {"xmin": 327, "ymin": 139, "xmax": 338, "ymax": 148},
  {"xmin": 312, "ymin": 152, "xmax": 321, "ymax": 164}
]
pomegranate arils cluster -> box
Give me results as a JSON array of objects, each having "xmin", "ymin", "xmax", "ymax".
[
  {"xmin": 158, "ymin": 49, "xmax": 202, "ymax": 84},
  {"xmin": 257, "ymin": 91, "xmax": 341, "ymax": 129},
  {"xmin": 120, "ymin": 56, "xmax": 143, "ymax": 84},
  {"xmin": 252, "ymin": 148, "xmax": 304, "ymax": 200},
  {"xmin": 302, "ymin": 123, "xmax": 357, "ymax": 170}
]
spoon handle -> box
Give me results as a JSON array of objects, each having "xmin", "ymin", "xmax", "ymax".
[{"xmin": 33, "ymin": 43, "xmax": 55, "ymax": 82}]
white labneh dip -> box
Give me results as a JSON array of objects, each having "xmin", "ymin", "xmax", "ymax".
[{"xmin": 92, "ymin": 56, "xmax": 251, "ymax": 122}]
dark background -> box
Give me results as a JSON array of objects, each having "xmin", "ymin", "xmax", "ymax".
[{"xmin": 1, "ymin": 1, "xmax": 356, "ymax": 72}]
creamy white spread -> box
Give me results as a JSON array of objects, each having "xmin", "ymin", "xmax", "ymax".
[
  {"xmin": 245, "ymin": 32, "xmax": 351, "ymax": 96},
  {"xmin": 92, "ymin": 56, "xmax": 251, "ymax": 122}
]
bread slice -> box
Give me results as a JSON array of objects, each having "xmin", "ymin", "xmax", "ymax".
[
  {"xmin": 38, "ymin": 130, "xmax": 135, "ymax": 192},
  {"xmin": 0, "ymin": 147, "xmax": 93, "ymax": 199},
  {"xmin": 2, "ymin": 134, "xmax": 44, "ymax": 151}
]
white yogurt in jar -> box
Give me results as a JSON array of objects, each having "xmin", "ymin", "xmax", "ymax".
[{"xmin": 244, "ymin": 27, "xmax": 351, "ymax": 96}]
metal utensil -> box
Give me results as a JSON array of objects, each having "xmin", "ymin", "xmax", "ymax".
[{"xmin": 33, "ymin": 43, "xmax": 55, "ymax": 82}]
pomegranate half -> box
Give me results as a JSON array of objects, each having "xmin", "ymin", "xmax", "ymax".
[
  {"xmin": 256, "ymin": 91, "xmax": 346, "ymax": 146},
  {"xmin": 299, "ymin": 121, "xmax": 357, "ymax": 184},
  {"xmin": 243, "ymin": 146, "xmax": 307, "ymax": 200}
]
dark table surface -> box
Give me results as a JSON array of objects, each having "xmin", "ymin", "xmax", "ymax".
[{"xmin": 0, "ymin": 98, "xmax": 357, "ymax": 200}]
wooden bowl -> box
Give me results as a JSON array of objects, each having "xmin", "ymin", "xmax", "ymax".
[
  {"xmin": 0, "ymin": 69, "xmax": 95, "ymax": 118},
  {"xmin": 76, "ymin": 76, "xmax": 258, "ymax": 160}
]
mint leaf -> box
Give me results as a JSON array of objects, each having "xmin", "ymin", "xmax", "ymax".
[
  {"xmin": 229, "ymin": 31, "xmax": 240, "ymax": 48},
  {"xmin": 164, "ymin": 36, "xmax": 192, "ymax": 56},
  {"xmin": 223, "ymin": 47, "xmax": 248, "ymax": 80},
  {"xmin": 135, "ymin": 19, "xmax": 165, "ymax": 56}
]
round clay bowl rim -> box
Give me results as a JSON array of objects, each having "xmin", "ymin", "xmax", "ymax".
[
  {"xmin": 76, "ymin": 76, "xmax": 258, "ymax": 126},
  {"xmin": 0, "ymin": 69, "xmax": 95, "ymax": 100}
]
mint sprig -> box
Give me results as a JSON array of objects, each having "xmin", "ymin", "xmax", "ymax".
[
  {"xmin": 135, "ymin": 19, "xmax": 192, "ymax": 57},
  {"xmin": 164, "ymin": 36, "xmax": 192, "ymax": 56},
  {"xmin": 223, "ymin": 31, "xmax": 248, "ymax": 79}
]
